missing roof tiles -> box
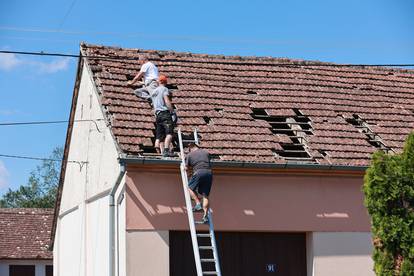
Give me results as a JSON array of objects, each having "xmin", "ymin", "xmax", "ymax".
[
  {"xmin": 317, "ymin": 149, "xmax": 328, "ymax": 157},
  {"xmin": 250, "ymin": 107, "xmax": 316, "ymax": 163},
  {"xmin": 209, "ymin": 154, "xmax": 220, "ymax": 160},
  {"xmin": 345, "ymin": 114, "xmax": 392, "ymax": 152},
  {"xmin": 251, "ymin": 108, "xmax": 268, "ymax": 117},
  {"xmin": 166, "ymin": 84, "xmax": 178, "ymax": 90},
  {"xmin": 203, "ymin": 116, "xmax": 212, "ymax": 124},
  {"xmin": 214, "ymin": 108, "xmax": 224, "ymax": 115},
  {"xmin": 246, "ymin": 90, "xmax": 257, "ymax": 95},
  {"xmin": 138, "ymin": 143, "xmax": 158, "ymax": 154}
]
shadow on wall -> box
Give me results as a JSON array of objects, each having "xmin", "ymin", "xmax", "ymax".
[{"xmin": 125, "ymin": 169, "xmax": 370, "ymax": 232}]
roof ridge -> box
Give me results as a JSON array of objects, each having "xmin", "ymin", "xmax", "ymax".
[{"xmin": 80, "ymin": 42, "xmax": 414, "ymax": 74}]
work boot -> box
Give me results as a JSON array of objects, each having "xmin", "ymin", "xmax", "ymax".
[
  {"xmin": 201, "ymin": 214, "xmax": 209, "ymax": 224},
  {"xmin": 162, "ymin": 150, "xmax": 169, "ymax": 158}
]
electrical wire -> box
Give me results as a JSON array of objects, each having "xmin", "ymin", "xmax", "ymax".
[
  {"xmin": 1, "ymin": 49, "xmax": 414, "ymax": 67},
  {"xmin": 0, "ymin": 119, "xmax": 104, "ymax": 126},
  {"xmin": 57, "ymin": 0, "xmax": 78, "ymax": 30},
  {"xmin": 0, "ymin": 153, "xmax": 87, "ymax": 164}
]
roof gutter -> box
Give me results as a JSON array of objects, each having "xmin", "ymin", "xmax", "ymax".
[{"xmin": 120, "ymin": 156, "xmax": 368, "ymax": 172}]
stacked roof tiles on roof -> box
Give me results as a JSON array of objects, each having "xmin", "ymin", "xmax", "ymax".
[
  {"xmin": 0, "ymin": 208, "xmax": 53, "ymax": 259},
  {"xmin": 81, "ymin": 43, "xmax": 414, "ymax": 166}
]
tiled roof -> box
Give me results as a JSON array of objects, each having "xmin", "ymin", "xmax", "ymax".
[
  {"xmin": 81, "ymin": 43, "xmax": 414, "ymax": 166},
  {"xmin": 0, "ymin": 208, "xmax": 53, "ymax": 259}
]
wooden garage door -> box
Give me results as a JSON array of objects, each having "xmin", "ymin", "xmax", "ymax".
[{"xmin": 170, "ymin": 231, "xmax": 307, "ymax": 276}]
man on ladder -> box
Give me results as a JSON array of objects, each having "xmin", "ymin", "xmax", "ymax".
[
  {"xmin": 185, "ymin": 142, "xmax": 214, "ymax": 224},
  {"xmin": 179, "ymin": 129, "xmax": 222, "ymax": 275}
]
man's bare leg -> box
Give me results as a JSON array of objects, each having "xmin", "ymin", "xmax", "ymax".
[
  {"xmin": 188, "ymin": 188, "xmax": 201, "ymax": 206},
  {"xmin": 155, "ymin": 139, "xmax": 162, "ymax": 153},
  {"xmin": 164, "ymin": 134, "xmax": 173, "ymax": 151},
  {"xmin": 202, "ymin": 196, "xmax": 209, "ymax": 218}
]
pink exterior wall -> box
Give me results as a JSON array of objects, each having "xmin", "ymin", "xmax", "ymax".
[{"xmin": 126, "ymin": 166, "xmax": 371, "ymax": 232}]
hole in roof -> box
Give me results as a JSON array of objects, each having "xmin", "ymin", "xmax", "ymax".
[
  {"xmin": 271, "ymin": 149, "xmax": 280, "ymax": 158},
  {"xmin": 251, "ymin": 108, "xmax": 268, "ymax": 116},
  {"xmin": 209, "ymin": 154, "xmax": 220, "ymax": 160},
  {"xmin": 138, "ymin": 144, "xmax": 158, "ymax": 154},
  {"xmin": 246, "ymin": 90, "xmax": 257, "ymax": 95},
  {"xmin": 292, "ymin": 108, "xmax": 303, "ymax": 116},
  {"xmin": 203, "ymin": 116, "xmax": 212, "ymax": 124},
  {"xmin": 126, "ymin": 74, "xmax": 135, "ymax": 81},
  {"xmin": 317, "ymin": 149, "xmax": 328, "ymax": 157},
  {"xmin": 166, "ymin": 84, "xmax": 178, "ymax": 90},
  {"xmin": 214, "ymin": 108, "xmax": 224, "ymax": 114}
]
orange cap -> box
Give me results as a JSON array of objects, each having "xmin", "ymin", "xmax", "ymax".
[{"xmin": 159, "ymin": 75, "xmax": 168, "ymax": 84}]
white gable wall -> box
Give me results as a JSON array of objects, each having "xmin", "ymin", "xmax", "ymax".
[{"xmin": 54, "ymin": 62, "xmax": 125, "ymax": 276}]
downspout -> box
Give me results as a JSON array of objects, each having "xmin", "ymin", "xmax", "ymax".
[{"xmin": 109, "ymin": 160, "xmax": 126, "ymax": 276}]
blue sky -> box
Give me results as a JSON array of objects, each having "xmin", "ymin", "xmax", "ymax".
[{"xmin": 0, "ymin": 0, "xmax": 413, "ymax": 195}]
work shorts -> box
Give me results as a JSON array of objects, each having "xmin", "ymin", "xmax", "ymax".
[
  {"xmin": 155, "ymin": 110, "xmax": 174, "ymax": 141},
  {"xmin": 188, "ymin": 169, "xmax": 213, "ymax": 197}
]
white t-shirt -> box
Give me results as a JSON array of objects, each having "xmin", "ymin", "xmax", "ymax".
[{"xmin": 139, "ymin": 61, "xmax": 159, "ymax": 85}]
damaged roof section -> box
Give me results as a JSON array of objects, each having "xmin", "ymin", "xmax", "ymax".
[{"xmin": 81, "ymin": 43, "xmax": 414, "ymax": 166}]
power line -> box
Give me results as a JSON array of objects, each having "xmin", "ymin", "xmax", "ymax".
[
  {"xmin": 0, "ymin": 119, "xmax": 104, "ymax": 126},
  {"xmin": 0, "ymin": 153, "xmax": 87, "ymax": 165},
  {"xmin": 58, "ymin": 0, "xmax": 78, "ymax": 30},
  {"xmin": 0, "ymin": 49, "xmax": 414, "ymax": 67},
  {"xmin": 0, "ymin": 26, "xmax": 335, "ymax": 45}
]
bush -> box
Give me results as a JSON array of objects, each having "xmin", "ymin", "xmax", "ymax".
[{"xmin": 363, "ymin": 132, "xmax": 414, "ymax": 275}]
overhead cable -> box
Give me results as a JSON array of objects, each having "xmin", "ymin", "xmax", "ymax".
[
  {"xmin": 1, "ymin": 50, "xmax": 413, "ymax": 67},
  {"xmin": 0, "ymin": 119, "xmax": 105, "ymax": 132},
  {"xmin": 0, "ymin": 153, "xmax": 87, "ymax": 165}
]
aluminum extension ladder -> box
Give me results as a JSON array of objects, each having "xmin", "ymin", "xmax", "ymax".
[{"xmin": 177, "ymin": 128, "xmax": 222, "ymax": 276}]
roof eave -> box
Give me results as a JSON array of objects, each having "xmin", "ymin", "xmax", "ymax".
[{"xmin": 120, "ymin": 156, "xmax": 368, "ymax": 172}]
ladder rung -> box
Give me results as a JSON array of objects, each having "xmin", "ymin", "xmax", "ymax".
[
  {"xmin": 183, "ymin": 139, "xmax": 197, "ymax": 143},
  {"xmin": 203, "ymin": 272, "xmax": 218, "ymax": 275},
  {"xmin": 201, "ymin": 258, "xmax": 216, "ymax": 262},
  {"xmin": 199, "ymin": 246, "xmax": 213, "ymax": 250},
  {"xmin": 197, "ymin": 233, "xmax": 210, "ymax": 238},
  {"xmin": 195, "ymin": 221, "xmax": 209, "ymax": 225}
]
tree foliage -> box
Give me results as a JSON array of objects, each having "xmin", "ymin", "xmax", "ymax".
[
  {"xmin": 0, "ymin": 147, "xmax": 63, "ymax": 208},
  {"xmin": 363, "ymin": 132, "xmax": 414, "ymax": 275}
]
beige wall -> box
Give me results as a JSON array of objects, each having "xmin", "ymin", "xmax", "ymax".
[
  {"xmin": 126, "ymin": 167, "xmax": 370, "ymax": 232},
  {"xmin": 54, "ymin": 62, "xmax": 123, "ymax": 276},
  {"xmin": 311, "ymin": 232, "xmax": 374, "ymax": 276},
  {"xmin": 59, "ymin": 62, "xmax": 121, "ymax": 214},
  {"xmin": 126, "ymin": 231, "xmax": 169, "ymax": 276}
]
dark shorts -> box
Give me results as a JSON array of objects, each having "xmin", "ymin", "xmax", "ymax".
[
  {"xmin": 155, "ymin": 111, "xmax": 174, "ymax": 141},
  {"xmin": 188, "ymin": 169, "xmax": 212, "ymax": 197}
]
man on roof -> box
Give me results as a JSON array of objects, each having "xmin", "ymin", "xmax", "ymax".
[
  {"xmin": 128, "ymin": 54, "xmax": 159, "ymax": 96},
  {"xmin": 135, "ymin": 75, "xmax": 175, "ymax": 157}
]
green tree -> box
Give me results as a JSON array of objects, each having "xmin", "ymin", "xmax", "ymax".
[
  {"xmin": 0, "ymin": 146, "xmax": 63, "ymax": 208},
  {"xmin": 363, "ymin": 132, "xmax": 414, "ymax": 275}
]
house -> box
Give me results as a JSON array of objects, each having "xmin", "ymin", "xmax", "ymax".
[
  {"xmin": 0, "ymin": 208, "xmax": 53, "ymax": 276},
  {"xmin": 51, "ymin": 43, "xmax": 414, "ymax": 276}
]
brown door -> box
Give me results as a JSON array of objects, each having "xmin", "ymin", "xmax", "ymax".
[
  {"xmin": 170, "ymin": 231, "xmax": 307, "ymax": 276},
  {"xmin": 9, "ymin": 265, "xmax": 35, "ymax": 276}
]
